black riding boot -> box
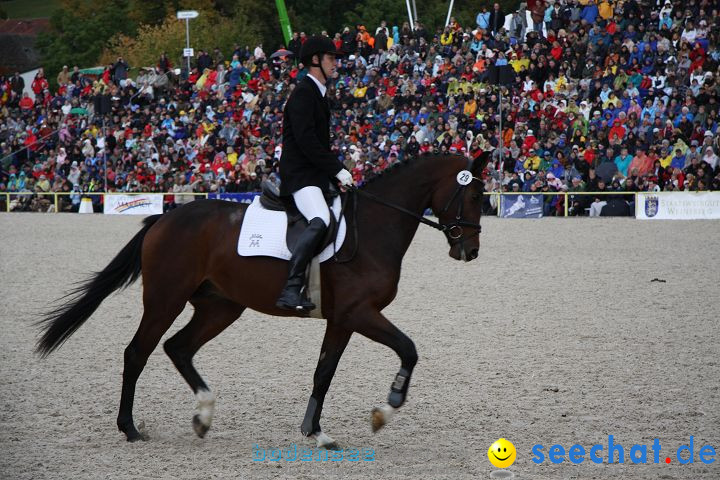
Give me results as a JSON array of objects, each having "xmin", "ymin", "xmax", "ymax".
[{"xmin": 276, "ymin": 217, "xmax": 327, "ymax": 311}]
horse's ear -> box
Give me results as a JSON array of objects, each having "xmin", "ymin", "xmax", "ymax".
[{"xmin": 471, "ymin": 149, "xmax": 493, "ymax": 176}]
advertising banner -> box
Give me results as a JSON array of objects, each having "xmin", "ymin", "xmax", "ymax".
[
  {"xmin": 500, "ymin": 194, "xmax": 544, "ymax": 218},
  {"xmin": 103, "ymin": 194, "xmax": 164, "ymax": 215},
  {"xmin": 208, "ymin": 193, "xmax": 260, "ymax": 204},
  {"xmin": 636, "ymin": 192, "xmax": 720, "ymax": 220}
]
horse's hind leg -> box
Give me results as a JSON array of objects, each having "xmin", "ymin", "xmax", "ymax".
[
  {"xmin": 117, "ymin": 299, "xmax": 187, "ymax": 442},
  {"xmin": 163, "ymin": 296, "xmax": 245, "ymax": 438}
]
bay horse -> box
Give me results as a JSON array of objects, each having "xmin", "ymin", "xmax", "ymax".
[{"xmin": 36, "ymin": 151, "xmax": 491, "ymax": 448}]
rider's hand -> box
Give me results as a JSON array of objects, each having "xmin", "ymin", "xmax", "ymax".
[{"xmin": 335, "ymin": 168, "xmax": 354, "ymax": 187}]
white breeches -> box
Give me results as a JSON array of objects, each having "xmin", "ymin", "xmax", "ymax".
[
  {"xmin": 292, "ymin": 186, "xmax": 330, "ymax": 227},
  {"xmin": 589, "ymin": 200, "xmax": 607, "ymax": 217}
]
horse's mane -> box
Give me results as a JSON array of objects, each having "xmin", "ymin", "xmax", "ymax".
[
  {"xmin": 359, "ymin": 157, "xmax": 413, "ymax": 188},
  {"xmin": 359, "ymin": 153, "xmax": 466, "ymax": 189}
]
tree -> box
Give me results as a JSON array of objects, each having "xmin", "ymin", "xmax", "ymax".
[
  {"xmin": 128, "ymin": 0, "xmax": 173, "ymax": 26},
  {"xmin": 36, "ymin": 0, "xmax": 137, "ymax": 87},
  {"xmin": 236, "ymin": 0, "xmax": 284, "ymax": 51},
  {"xmin": 100, "ymin": 7, "xmax": 259, "ymax": 70},
  {"xmin": 35, "ymin": 0, "xmax": 524, "ymax": 89},
  {"xmin": 341, "ymin": 0, "xmax": 522, "ymax": 38},
  {"xmin": 343, "ymin": 0, "xmax": 407, "ymax": 33}
]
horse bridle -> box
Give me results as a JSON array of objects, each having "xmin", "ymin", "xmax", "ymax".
[
  {"xmin": 346, "ymin": 169, "xmax": 483, "ymax": 246},
  {"xmin": 436, "ymin": 179, "xmax": 483, "ymax": 245}
]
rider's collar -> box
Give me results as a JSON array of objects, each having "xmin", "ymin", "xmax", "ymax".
[{"xmin": 307, "ymin": 73, "xmax": 327, "ymax": 97}]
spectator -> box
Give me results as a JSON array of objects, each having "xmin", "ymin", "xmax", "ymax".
[
  {"xmin": 31, "ymin": 70, "xmax": 48, "ymax": 97},
  {"xmin": 57, "ymin": 66, "xmax": 71, "ymax": 86},
  {"xmin": 18, "ymin": 93, "xmax": 34, "ymax": 111},
  {"xmin": 288, "ymin": 32, "xmax": 302, "ymax": 58},
  {"xmin": 112, "ymin": 57, "xmax": 130, "ymax": 85},
  {"xmin": 10, "ymin": 72, "xmax": 24, "ymax": 97},
  {"xmin": 0, "ymin": 6, "xmax": 718, "ymax": 215},
  {"xmin": 488, "ymin": 3, "xmax": 505, "ymax": 36}
]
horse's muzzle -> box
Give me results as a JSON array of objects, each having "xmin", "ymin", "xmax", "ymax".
[{"xmin": 451, "ymin": 245, "xmax": 479, "ymax": 262}]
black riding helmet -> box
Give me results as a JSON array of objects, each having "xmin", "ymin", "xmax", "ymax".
[{"xmin": 300, "ymin": 35, "xmax": 341, "ymax": 82}]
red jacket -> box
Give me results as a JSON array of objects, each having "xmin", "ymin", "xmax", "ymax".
[
  {"xmin": 609, "ymin": 123, "xmax": 626, "ymax": 142},
  {"xmin": 31, "ymin": 77, "xmax": 48, "ymax": 95},
  {"xmin": 19, "ymin": 96, "xmax": 34, "ymax": 110}
]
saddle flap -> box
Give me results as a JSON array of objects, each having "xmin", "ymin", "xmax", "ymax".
[
  {"xmin": 259, "ymin": 180, "xmax": 287, "ymax": 211},
  {"xmin": 237, "ymin": 196, "xmax": 347, "ymax": 265},
  {"xmin": 286, "ymin": 210, "xmax": 339, "ymax": 255},
  {"xmin": 258, "ymin": 181, "xmax": 341, "ymax": 253},
  {"xmin": 259, "ymin": 180, "xmax": 339, "ymax": 217}
]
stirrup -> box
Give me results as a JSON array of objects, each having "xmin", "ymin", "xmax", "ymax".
[
  {"xmin": 276, "ymin": 286, "xmax": 315, "ymax": 311},
  {"xmin": 299, "ymin": 289, "xmax": 316, "ymax": 310},
  {"xmin": 276, "ymin": 298, "xmax": 314, "ymax": 311}
]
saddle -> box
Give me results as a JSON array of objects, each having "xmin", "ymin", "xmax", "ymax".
[{"xmin": 259, "ymin": 181, "xmax": 340, "ymax": 254}]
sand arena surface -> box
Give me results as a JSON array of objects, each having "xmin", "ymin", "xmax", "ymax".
[{"xmin": 1, "ymin": 212, "xmax": 719, "ymax": 479}]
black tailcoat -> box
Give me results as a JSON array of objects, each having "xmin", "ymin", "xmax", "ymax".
[{"xmin": 279, "ymin": 75, "xmax": 343, "ymax": 196}]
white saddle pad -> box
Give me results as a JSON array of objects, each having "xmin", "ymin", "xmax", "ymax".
[{"xmin": 237, "ymin": 195, "xmax": 346, "ymax": 263}]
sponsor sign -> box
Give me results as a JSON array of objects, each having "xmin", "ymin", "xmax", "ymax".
[
  {"xmin": 104, "ymin": 194, "xmax": 164, "ymax": 215},
  {"xmin": 208, "ymin": 192, "xmax": 260, "ymax": 204},
  {"xmin": 500, "ymin": 194, "xmax": 543, "ymax": 218},
  {"xmin": 636, "ymin": 192, "xmax": 720, "ymax": 220}
]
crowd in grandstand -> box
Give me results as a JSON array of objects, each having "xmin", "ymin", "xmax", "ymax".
[{"xmin": 0, "ymin": 0, "xmax": 719, "ymax": 214}]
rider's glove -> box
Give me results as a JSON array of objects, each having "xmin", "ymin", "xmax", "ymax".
[{"xmin": 335, "ymin": 168, "xmax": 354, "ymax": 187}]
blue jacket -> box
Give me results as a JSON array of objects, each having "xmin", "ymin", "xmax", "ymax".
[
  {"xmin": 580, "ymin": 5, "xmax": 598, "ymax": 24},
  {"xmin": 476, "ymin": 12, "xmax": 490, "ymax": 29},
  {"xmin": 549, "ymin": 161, "xmax": 565, "ymax": 179},
  {"xmin": 670, "ymin": 155, "xmax": 686, "ymax": 170},
  {"xmin": 614, "ymin": 154, "xmax": 632, "ymax": 176}
]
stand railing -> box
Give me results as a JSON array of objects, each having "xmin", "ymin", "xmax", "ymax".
[{"xmin": 1, "ymin": 191, "xmax": 717, "ymax": 218}]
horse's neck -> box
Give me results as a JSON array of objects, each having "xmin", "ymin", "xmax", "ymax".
[
  {"xmin": 367, "ymin": 160, "xmax": 437, "ymax": 205},
  {"xmin": 357, "ymin": 157, "xmax": 457, "ymax": 265}
]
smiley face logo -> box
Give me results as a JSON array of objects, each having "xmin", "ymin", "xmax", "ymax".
[{"xmin": 488, "ymin": 438, "xmax": 516, "ymax": 468}]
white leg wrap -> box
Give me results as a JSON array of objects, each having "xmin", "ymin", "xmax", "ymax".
[
  {"xmin": 195, "ymin": 389, "xmax": 216, "ymax": 427},
  {"xmin": 378, "ymin": 404, "xmax": 397, "ymax": 423},
  {"xmin": 312, "ymin": 431, "xmax": 336, "ymax": 448}
]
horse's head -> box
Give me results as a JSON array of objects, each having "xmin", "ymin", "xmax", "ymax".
[{"xmin": 430, "ymin": 151, "xmax": 492, "ymax": 262}]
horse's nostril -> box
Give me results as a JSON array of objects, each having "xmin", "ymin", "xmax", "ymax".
[{"xmin": 470, "ymin": 248, "xmax": 479, "ymax": 260}]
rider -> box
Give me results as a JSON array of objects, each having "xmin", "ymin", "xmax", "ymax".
[{"xmin": 275, "ymin": 35, "xmax": 354, "ymax": 311}]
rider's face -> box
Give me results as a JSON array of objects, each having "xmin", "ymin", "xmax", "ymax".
[{"xmin": 320, "ymin": 54, "xmax": 337, "ymax": 77}]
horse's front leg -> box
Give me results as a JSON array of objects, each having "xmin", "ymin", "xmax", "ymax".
[
  {"xmin": 346, "ymin": 306, "xmax": 418, "ymax": 432},
  {"xmin": 301, "ymin": 321, "xmax": 352, "ymax": 450}
]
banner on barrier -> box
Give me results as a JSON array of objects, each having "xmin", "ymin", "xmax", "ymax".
[
  {"xmin": 208, "ymin": 193, "xmax": 260, "ymax": 203},
  {"xmin": 501, "ymin": 194, "xmax": 543, "ymax": 218},
  {"xmin": 104, "ymin": 194, "xmax": 164, "ymax": 215},
  {"xmin": 636, "ymin": 192, "xmax": 720, "ymax": 220}
]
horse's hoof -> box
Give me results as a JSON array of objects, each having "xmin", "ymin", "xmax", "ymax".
[
  {"xmin": 125, "ymin": 430, "xmax": 147, "ymax": 442},
  {"xmin": 119, "ymin": 421, "xmax": 147, "ymax": 442},
  {"xmin": 311, "ymin": 432, "xmax": 340, "ymax": 450},
  {"xmin": 322, "ymin": 441, "xmax": 341, "ymax": 451},
  {"xmin": 371, "ymin": 407, "xmax": 386, "ymax": 433},
  {"xmin": 193, "ymin": 414, "xmax": 210, "ymax": 438}
]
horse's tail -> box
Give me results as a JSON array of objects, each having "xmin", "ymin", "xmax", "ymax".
[{"xmin": 35, "ymin": 214, "xmax": 163, "ymax": 357}]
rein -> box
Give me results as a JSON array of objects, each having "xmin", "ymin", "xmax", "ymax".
[{"xmin": 349, "ymin": 186, "xmax": 451, "ymax": 233}]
